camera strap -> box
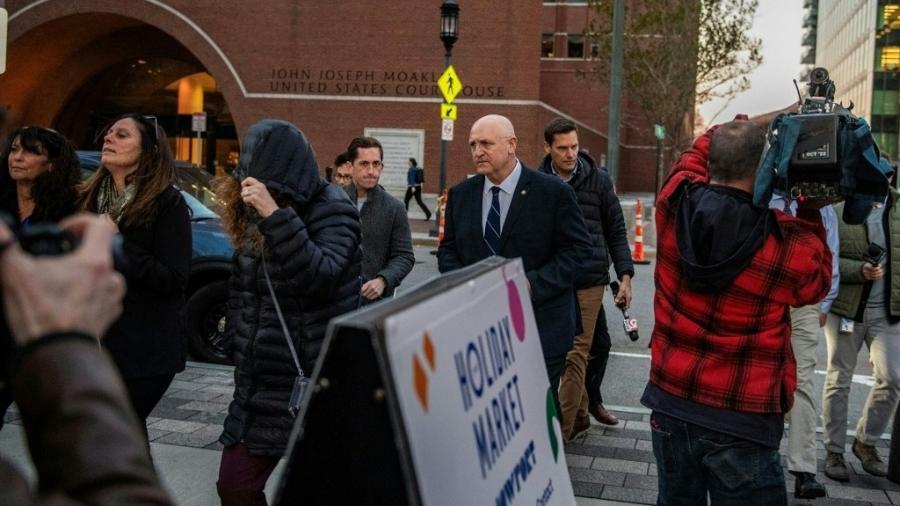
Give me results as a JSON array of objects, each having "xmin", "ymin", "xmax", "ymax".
[{"xmin": 261, "ymin": 255, "xmax": 305, "ymax": 378}]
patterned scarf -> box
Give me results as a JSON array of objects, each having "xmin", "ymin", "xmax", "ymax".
[{"xmin": 96, "ymin": 173, "xmax": 135, "ymax": 224}]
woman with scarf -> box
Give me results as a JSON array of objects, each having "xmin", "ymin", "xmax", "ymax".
[
  {"xmin": 216, "ymin": 120, "xmax": 361, "ymax": 505},
  {"xmin": 77, "ymin": 114, "xmax": 191, "ymax": 438},
  {"xmin": 0, "ymin": 126, "xmax": 81, "ymax": 432}
]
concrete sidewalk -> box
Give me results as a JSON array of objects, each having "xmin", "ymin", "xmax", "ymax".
[{"xmin": 4, "ymin": 362, "xmax": 900, "ymax": 505}]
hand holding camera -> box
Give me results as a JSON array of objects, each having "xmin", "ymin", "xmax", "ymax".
[{"xmin": 0, "ymin": 214, "xmax": 125, "ymax": 344}]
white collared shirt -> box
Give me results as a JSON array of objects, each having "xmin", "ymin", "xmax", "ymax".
[{"xmin": 481, "ymin": 160, "xmax": 523, "ymax": 234}]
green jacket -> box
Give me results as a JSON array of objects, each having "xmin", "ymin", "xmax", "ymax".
[{"xmin": 831, "ymin": 188, "xmax": 900, "ymax": 320}]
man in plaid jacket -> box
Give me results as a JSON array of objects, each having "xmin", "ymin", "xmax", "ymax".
[{"xmin": 641, "ymin": 115, "xmax": 833, "ymax": 505}]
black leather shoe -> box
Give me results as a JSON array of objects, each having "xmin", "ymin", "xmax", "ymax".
[{"xmin": 790, "ymin": 471, "xmax": 827, "ymax": 499}]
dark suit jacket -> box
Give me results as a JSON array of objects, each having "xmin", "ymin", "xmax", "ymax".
[{"xmin": 437, "ymin": 164, "xmax": 592, "ymax": 358}]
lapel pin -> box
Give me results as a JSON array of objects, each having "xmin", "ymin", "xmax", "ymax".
[{"xmin": 520, "ymin": 190, "xmax": 527, "ymax": 195}]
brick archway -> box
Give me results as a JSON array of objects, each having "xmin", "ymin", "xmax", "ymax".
[{"xmin": 1, "ymin": 0, "xmax": 247, "ymax": 137}]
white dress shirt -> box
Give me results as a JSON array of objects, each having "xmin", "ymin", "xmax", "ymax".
[{"xmin": 481, "ymin": 161, "xmax": 523, "ymax": 234}]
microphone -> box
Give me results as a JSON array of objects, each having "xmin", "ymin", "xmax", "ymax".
[{"xmin": 610, "ymin": 281, "xmax": 639, "ymax": 342}]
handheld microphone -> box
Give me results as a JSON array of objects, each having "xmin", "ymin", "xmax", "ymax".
[{"xmin": 610, "ymin": 281, "xmax": 639, "ymax": 342}]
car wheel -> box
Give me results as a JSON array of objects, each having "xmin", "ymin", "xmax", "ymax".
[{"xmin": 186, "ymin": 279, "xmax": 231, "ymax": 364}]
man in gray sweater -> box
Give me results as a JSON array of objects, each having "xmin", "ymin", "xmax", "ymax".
[{"xmin": 343, "ymin": 136, "xmax": 415, "ymax": 303}]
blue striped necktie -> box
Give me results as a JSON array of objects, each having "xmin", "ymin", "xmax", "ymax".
[{"xmin": 484, "ymin": 186, "xmax": 502, "ymax": 255}]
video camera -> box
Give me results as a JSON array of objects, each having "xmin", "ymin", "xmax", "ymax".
[
  {"xmin": 754, "ymin": 67, "xmax": 893, "ymax": 224},
  {"xmin": 782, "ymin": 67, "xmax": 844, "ymax": 200}
]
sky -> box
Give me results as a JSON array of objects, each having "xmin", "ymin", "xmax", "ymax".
[{"xmin": 698, "ymin": 0, "xmax": 806, "ymax": 125}]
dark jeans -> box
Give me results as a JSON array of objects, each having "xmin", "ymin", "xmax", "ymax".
[
  {"xmin": 218, "ymin": 442, "xmax": 280, "ymax": 506},
  {"xmin": 650, "ymin": 411, "xmax": 787, "ymax": 506},
  {"xmin": 404, "ymin": 185, "xmax": 430, "ymax": 217},
  {"xmin": 585, "ymin": 304, "xmax": 610, "ymax": 407},
  {"xmin": 124, "ymin": 373, "xmax": 176, "ymax": 442}
]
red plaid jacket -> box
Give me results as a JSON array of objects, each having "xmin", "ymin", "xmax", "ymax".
[{"xmin": 650, "ymin": 126, "xmax": 832, "ymax": 414}]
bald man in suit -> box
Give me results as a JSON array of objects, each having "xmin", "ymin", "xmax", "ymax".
[{"xmin": 437, "ymin": 114, "xmax": 592, "ymax": 406}]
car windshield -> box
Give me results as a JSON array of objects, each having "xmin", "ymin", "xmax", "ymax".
[{"xmin": 181, "ymin": 191, "xmax": 219, "ymax": 220}]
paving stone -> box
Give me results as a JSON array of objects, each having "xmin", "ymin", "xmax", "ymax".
[
  {"xmin": 148, "ymin": 404, "xmax": 202, "ymax": 421},
  {"xmin": 188, "ymin": 411, "xmax": 228, "ymax": 425},
  {"xmin": 147, "ymin": 428, "xmax": 170, "ymax": 442},
  {"xmin": 613, "ymin": 448, "xmax": 656, "ymax": 463},
  {"xmin": 568, "ymin": 467, "xmax": 626, "ymax": 486},
  {"xmin": 624, "ymin": 420, "xmax": 651, "ymax": 432},
  {"xmin": 201, "ymin": 385, "xmax": 235, "ymax": 395},
  {"xmin": 590, "ymin": 457, "xmax": 649, "ymax": 475},
  {"xmin": 565, "ymin": 443, "xmax": 618, "ymax": 459},
  {"xmin": 166, "ymin": 389, "xmax": 225, "ymax": 401},
  {"xmin": 648, "ymin": 464, "xmax": 657, "ymax": 476},
  {"xmin": 172, "ymin": 373, "xmax": 203, "ymax": 383},
  {"xmin": 178, "ymin": 400, "xmax": 231, "ymax": 413},
  {"xmin": 624, "ymin": 474, "xmax": 658, "ymax": 491},
  {"xmin": 607, "ymin": 411, "xmax": 644, "ymax": 422},
  {"xmin": 168, "ymin": 379, "xmax": 200, "ymax": 391},
  {"xmin": 601, "ymin": 485, "xmax": 657, "ymax": 504},
  {"xmin": 154, "ymin": 396, "xmax": 195, "ymax": 411},
  {"xmin": 886, "ymin": 490, "xmax": 900, "ymax": 504},
  {"xmin": 583, "ymin": 434, "xmax": 636, "ymax": 450},
  {"xmin": 155, "ymin": 425, "xmax": 223, "ymax": 448},
  {"xmin": 635, "ymin": 439, "xmax": 653, "ymax": 452},
  {"xmin": 825, "ymin": 484, "xmax": 889, "ymax": 503},
  {"xmin": 192, "ymin": 375, "xmax": 234, "ymax": 385},
  {"xmin": 149, "ymin": 419, "xmax": 206, "ymax": 433},
  {"xmin": 600, "ymin": 427, "xmax": 652, "ymax": 440},
  {"xmin": 566, "ymin": 454, "xmax": 593, "ymax": 469},
  {"xmin": 204, "ymin": 441, "xmax": 225, "ymax": 451},
  {"xmin": 853, "ymin": 474, "xmax": 900, "ymax": 491},
  {"xmin": 572, "ymin": 481, "xmax": 604, "ymax": 498}
]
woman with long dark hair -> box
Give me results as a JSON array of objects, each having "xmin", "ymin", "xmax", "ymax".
[
  {"xmin": 0, "ymin": 126, "xmax": 80, "ymax": 228},
  {"xmin": 216, "ymin": 120, "xmax": 361, "ymax": 505},
  {"xmin": 78, "ymin": 114, "xmax": 191, "ymax": 438},
  {"xmin": 0, "ymin": 126, "xmax": 81, "ymax": 432}
]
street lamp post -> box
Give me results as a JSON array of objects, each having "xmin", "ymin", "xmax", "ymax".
[{"xmin": 431, "ymin": 0, "xmax": 459, "ymax": 236}]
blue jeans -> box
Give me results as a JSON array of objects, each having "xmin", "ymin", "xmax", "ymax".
[{"xmin": 650, "ymin": 412, "xmax": 787, "ymax": 506}]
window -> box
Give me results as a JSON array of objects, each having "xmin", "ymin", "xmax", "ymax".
[
  {"xmin": 542, "ymin": 34, "xmax": 555, "ymax": 57},
  {"xmin": 567, "ymin": 34, "xmax": 585, "ymax": 58}
]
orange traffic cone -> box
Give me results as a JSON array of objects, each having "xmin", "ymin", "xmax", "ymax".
[{"xmin": 632, "ymin": 199, "xmax": 651, "ymax": 264}]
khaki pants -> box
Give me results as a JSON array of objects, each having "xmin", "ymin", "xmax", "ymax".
[
  {"xmin": 785, "ymin": 305, "xmax": 821, "ymax": 474},
  {"xmin": 823, "ymin": 309, "xmax": 900, "ymax": 453},
  {"xmin": 559, "ymin": 285, "xmax": 605, "ymax": 439}
]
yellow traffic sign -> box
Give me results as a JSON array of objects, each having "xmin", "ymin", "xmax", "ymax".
[
  {"xmin": 441, "ymin": 103, "xmax": 458, "ymax": 121},
  {"xmin": 437, "ymin": 65, "xmax": 462, "ymax": 103}
]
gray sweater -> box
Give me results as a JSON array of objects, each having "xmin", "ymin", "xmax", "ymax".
[{"xmin": 344, "ymin": 184, "xmax": 415, "ymax": 300}]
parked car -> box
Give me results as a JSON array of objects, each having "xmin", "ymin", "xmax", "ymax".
[{"xmin": 77, "ymin": 151, "xmax": 234, "ymax": 364}]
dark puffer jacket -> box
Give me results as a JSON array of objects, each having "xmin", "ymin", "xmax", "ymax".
[
  {"xmin": 539, "ymin": 152, "xmax": 634, "ymax": 288},
  {"xmin": 220, "ymin": 120, "xmax": 362, "ymax": 456}
]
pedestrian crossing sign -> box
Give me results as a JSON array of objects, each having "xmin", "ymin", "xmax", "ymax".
[{"xmin": 437, "ymin": 65, "xmax": 462, "ymax": 104}]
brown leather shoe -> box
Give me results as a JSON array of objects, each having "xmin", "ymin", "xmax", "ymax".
[
  {"xmin": 566, "ymin": 414, "xmax": 591, "ymax": 442},
  {"xmin": 588, "ymin": 403, "xmax": 619, "ymax": 426},
  {"xmin": 853, "ymin": 438, "xmax": 887, "ymax": 477}
]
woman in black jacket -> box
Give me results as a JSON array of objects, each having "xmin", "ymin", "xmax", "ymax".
[
  {"xmin": 0, "ymin": 126, "xmax": 81, "ymax": 431},
  {"xmin": 216, "ymin": 120, "xmax": 361, "ymax": 505},
  {"xmin": 77, "ymin": 114, "xmax": 191, "ymax": 439}
]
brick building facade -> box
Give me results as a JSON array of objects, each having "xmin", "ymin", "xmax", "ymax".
[{"xmin": 0, "ymin": 0, "xmax": 688, "ymax": 193}]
